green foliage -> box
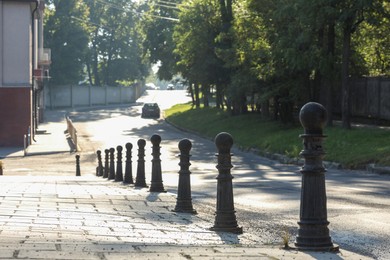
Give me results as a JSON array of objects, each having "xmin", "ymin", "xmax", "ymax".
[
  {"xmin": 140, "ymin": 0, "xmax": 181, "ymax": 81},
  {"xmin": 165, "ymin": 103, "xmax": 390, "ymax": 168},
  {"xmin": 353, "ymin": 2, "xmax": 390, "ymax": 76},
  {"xmin": 44, "ymin": 0, "xmax": 90, "ymax": 85},
  {"xmin": 141, "ymin": 0, "xmax": 388, "ymax": 123},
  {"xmin": 173, "ymin": 0, "xmax": 223, "ymax": 85},
  {"xmin": 44, "ymin": 0, "xmax": 148, "ymax": 86},
  {"xmin": 45, "ymin": 0, "xmax": 390, "ymax": 116},
  {"xmin": 85, "ymin": 0, "xmax": 148, "ymax": 85}
]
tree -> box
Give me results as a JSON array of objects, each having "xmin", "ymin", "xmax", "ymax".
[
  {"xmin": 84, "ymin": 0, "xmax": 148, "ymax": 86},
  {"xmin": 353, "ymin": 2, "xmax": 390, "ymax": 76},
  {"xmin": 44, "ymin": 0, "xmax": 90, "ymax": 85},
  {"xmin": 246, "ymin": 0, "xmax": 316, "ymax": 122},
  {"xmin": 173, "ymin": 0, "xmax": 223, "ymax": 107},
  {"xmin": 141, "ymin": 0, "xmax": 180, "ymax": 81},
  {"xmin": 337, "ymin": 0, "xmax": 387, "ymax": 129},
  {"xmin": 45, "ymin": 0, "xmax": 148, "ymax": 87},
  {"xmin": 230, "ymin": 0, "xmax": 272, "ymax": 116}
]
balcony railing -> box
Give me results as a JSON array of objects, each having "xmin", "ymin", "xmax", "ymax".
[{"xmin": 38, "ymin": 48, "xmax": 51, "ymax": 66}]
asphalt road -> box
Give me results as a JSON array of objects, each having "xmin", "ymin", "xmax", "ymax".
[{"xmin": 4, "ymin": 89, "xmax": 389, "ymax": 259}]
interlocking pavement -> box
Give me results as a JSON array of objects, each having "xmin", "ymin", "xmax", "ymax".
[{"xmin": 0, "ymin": 175, "xmax": 369, "ymax": 259}]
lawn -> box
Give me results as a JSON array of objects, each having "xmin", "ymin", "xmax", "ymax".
[{"xmin": 165, "ymin": 103, "xmax": 390, "ymax": 168}]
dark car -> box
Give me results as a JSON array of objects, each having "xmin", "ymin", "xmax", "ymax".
[{"xmin": 141, "ymin": 103, "xmax": 160, "ymax": 118}]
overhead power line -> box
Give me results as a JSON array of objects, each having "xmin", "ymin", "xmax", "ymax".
[
  {"xmin": 89, "ymin": 0, "xmax": 179, "ymax": 22},
  {"xmin": 155, "ymin": 3, "xmax": 180, "ymax": 11},
  {"xmin": 158, "ymin": 0, "xmax": 179, "ymax": 7}
]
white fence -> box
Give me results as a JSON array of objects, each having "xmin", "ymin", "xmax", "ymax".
[
  {"xmin": 66, "ymin": 116, "xmax": 79, "ymax": 152},
  {"xmin": 45, "ymin": 83, "xmax": 144, "ymax": 109}
]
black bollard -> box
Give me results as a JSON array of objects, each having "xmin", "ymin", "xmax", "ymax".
[
  {"xmin": 210, "ymin": 132, "xmax": 242, "ymax": 234},
  {"xmin": 75, "ymin": 154, "xmax": 81, "ymax": 176},
  {"xmin": 108, "ymin": 148, "xmax": 116, "ymax": 180},
  {"xmin": 124, "ymin": 143, "xmax": 134, "ymax": 184},
  {"xmin": 103, "ymin": 149, "xmax": 109, "ymax": 178},
  {"xmin": 173, "ymin": 139, "xmax": 197, "ymax": 214},
  {"xmin": 294, "ymin": 102, "xmax": 338, "ymax": 251},
  {"xmin": 134, "ymin": 139, "xmax": 148, "ymax": 188},
  {"xmin": 96, "ymin": 150, "xmax": 104, "ymax": 177},
  {"xmin": 115, "ymin": 145, "xmax": 124, "ymax": 182},
  {"xmin": 149, "ymin": 134, "xmax": 166, "ymax": 193}
]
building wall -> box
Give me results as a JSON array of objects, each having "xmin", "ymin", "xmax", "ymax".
[
  {"xmin": 0, "ymin": 88, "xmax": 31, "ymax": 146},
  {"xmin": 0, "ymin": 2, "xmax": 33, "ymax": 146},
  {"xmin": 2, "ymin": 2, "xmax": 31, "ymax": 85}
]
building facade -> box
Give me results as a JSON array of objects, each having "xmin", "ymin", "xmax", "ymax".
[{"xmin": 0, "ymin": 0, "xmax": 48, "ymax": 147}]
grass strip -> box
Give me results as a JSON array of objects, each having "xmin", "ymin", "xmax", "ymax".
[{"xmin": 165, "ymin": 103, "xmax": 390, "ymax": 168}]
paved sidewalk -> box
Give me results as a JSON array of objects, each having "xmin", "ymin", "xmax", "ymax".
[
  {"xmin": 0, "ymin": 175, "xmax": 369, "ymax": 259},
  {"xmin": 0, "ymin": 110, "xmax": 71, "ymax": 159}
]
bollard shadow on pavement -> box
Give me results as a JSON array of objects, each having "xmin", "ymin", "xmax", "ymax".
[{"xmin": 214, "ymin": 231, "xmax": 240, "ymax": 244}]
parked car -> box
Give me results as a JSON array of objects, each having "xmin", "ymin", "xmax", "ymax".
[
  {"xmin": 145, "ymin": 83, "xmax": 157, "ymax": 90},
  {"xmin": 167, "ymin": 84, "xmax": 175, "ymax": 90},
  {"xmin": 141, "ymin": 103, "xmax": 160, "ymax": 118}
]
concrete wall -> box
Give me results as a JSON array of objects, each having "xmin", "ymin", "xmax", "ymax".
[{"xmin": 45, "ymin": 84, "xmax": 144, "ymax": 109}]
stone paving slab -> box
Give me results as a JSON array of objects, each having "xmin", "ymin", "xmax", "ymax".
[{"xmin": 2, "ymin": 244, "xmax": 366, "ymax": 260}]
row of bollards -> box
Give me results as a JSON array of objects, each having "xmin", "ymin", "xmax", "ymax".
[
  {"xmin": 95, "ymin": 134, "xmax": 167, "ymax": 192},
  {"xmin": 92, "ymin": 132, "xmax": 243, "ymax": 234},
  {"xmin": 77, "ymin": 102, "xmax": 338, "ymax": 251},
  {"xmin": 91, "ymin": 133, "xmax": 237, "ymax": 227}
]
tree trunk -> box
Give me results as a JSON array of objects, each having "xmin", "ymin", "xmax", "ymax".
[
  {"xmin": 325, "ymin": 22, "xmax": 335, "ymax": 127},
  {"xmin": 105, "ymin": 30, "xmax": 115, "ymax": 85},
  {"xmin": 261, "ymin": 99, "xmax": 270, "ymax": 118},
  {"xmin": 341, "ymin": 21, "xmax": 352, "ymax": 129},
  {"xmin": 86, "ymin": 59, "xmax": 93, "ymax": 86},
  {"xmin": 216, "ymin": 84, "xmax": 223, "ymax": 109},
  {"xmin": 188, "ymin": 82, "xmax": 195, "ymax": 106},
  {"xmin": 273, "ymin": 96, "xmax": 279, "ymax": 121},
  {"xmin": 203, "ymin": 84, "xmax": 210, "ymax": 107},
  {"xmin": 92, "ymin": 29, "xmax": 100, "ymax": 86},
  {"xmin": 194, "ymin": 83, "xmax": 200, "ymax": 108},
  {"xmin": 314, "ymin": 26, "xmax": 325, "ymax": 102}
]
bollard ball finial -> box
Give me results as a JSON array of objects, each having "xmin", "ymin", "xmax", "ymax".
[
  {"xmin": 299, "ymin": 102, "xmax": 327, "ymax": 135},
  {"xmin": 215, "ymin": 132, "xmax": 233, "ymax": 153},
  {"xmin": 151, "ymin": 134, "xmax": 161, "ymax": 146},
  {"xmin": 117, "ymin": 145, "xmax": 123, "ymax": 152},
  {"xmin": 179, "ymin": 139, "xmax": 192, "ymax": 153},
  {"xmin": 126, "ymin": 142, "xmax": 133, "ymax": 150},
  {"xmin": 137, "ymin": 139, "xmax": 146, "ymax": 148},
  {"xmin": 97, "ymin": 150, "xmax": 101, "ymax": 155},
  {"xmin": 110, "ymin": 147, "xmax": 115, "ymax": 153}
]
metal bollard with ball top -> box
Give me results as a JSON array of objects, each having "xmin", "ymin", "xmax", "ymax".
[
  {"xmin": 295, "ymin": 102, "xmax": 339, "ymax": 251},
  {"xmin": 210, "ymin": 132, "xmax": 242, "ymax": 234}
]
